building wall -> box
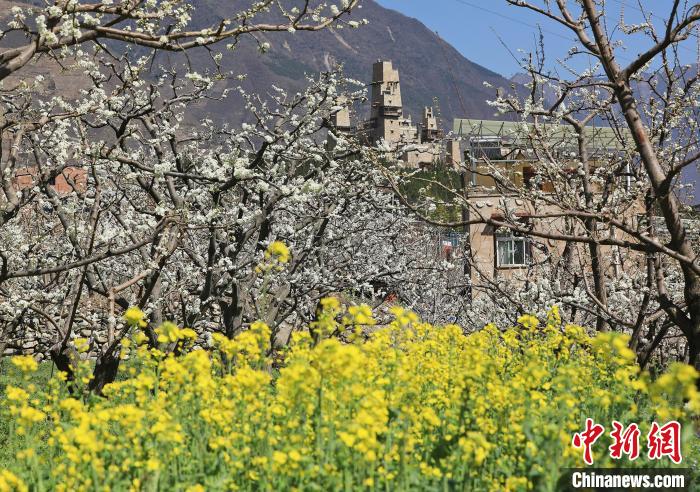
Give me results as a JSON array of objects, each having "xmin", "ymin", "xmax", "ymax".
[
  {"xmin": 464, "ymin": 193, "xmax": 644, "ymax": 292},
  {"xmin": 466, "ymin": 159, "xmax": 556, "ymax": 192},
  {"xmin": 370, "ymin": 60, "xmax": 405, "ymax": 145},
  {"xmin": 366, "ymin": 60, "xmax": 443, "ymax": 168},
  {"xmin": 13, "ymin": 166, "xmax": 87, "ymax": 194}
]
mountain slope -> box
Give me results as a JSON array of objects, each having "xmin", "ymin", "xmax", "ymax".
[
  {"xmin": 0, "ymin": 0, "xmax": 517, "ymax": 127},
  {"xmin": 1, "ymin": 0, "xmax": 695, "ymax": 199},
  {"xmin": 175, "ymin": 0, "xmax": 516, "ymax": 127}
]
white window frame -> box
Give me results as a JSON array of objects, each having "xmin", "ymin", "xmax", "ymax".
[{"xmin": 495, "ymin": 234, "xmax": 531, "ymax": 267}]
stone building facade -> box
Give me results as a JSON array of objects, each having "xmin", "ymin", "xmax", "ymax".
[
  {"xmin": 336, "ymin": 60, "xmax": 444, "ymax": 168},
  {"xmin": 448, "ymin": 117, "xmax": 643, "ymax": 293}
]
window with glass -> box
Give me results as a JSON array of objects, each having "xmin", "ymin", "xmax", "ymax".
[{"xmin": 496, "ymin": 234, "xmax": 530, "ymax": 267}]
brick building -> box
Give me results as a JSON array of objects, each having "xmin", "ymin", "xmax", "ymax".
[{"xmin": 13, "ymin": 166, "xmax": 87, "ymax": 194}]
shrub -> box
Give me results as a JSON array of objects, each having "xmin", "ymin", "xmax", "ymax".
[{"xmin": 1, "ymin": 304, "xmax": 698, "ymax": 491}]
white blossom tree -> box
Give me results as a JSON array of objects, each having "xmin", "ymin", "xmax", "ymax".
[
  {"xmin": 0, "ymin": 1, "xmax": 457, "ymax": 391},
  {"xmin": 503, "ymin": 0, "xmax": 700, "ymax": 370},
  {"xmin": 391, "ymin": 0, "xmax": 699, "ymax": 370},
  {"xmin": 0, "ymin": 0, "xmax": 363, "ymax": 81}
]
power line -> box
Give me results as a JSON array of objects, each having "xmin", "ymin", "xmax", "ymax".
[
  {"xmin": 449, "ymin": 0, "xmax": 697, "ymax": 65},
  {"xmin": 451, "ymin": 0, "xmax": 578, "ymax": 45},
  {"xmin": 607, "ymin": 0, "xmax": 700, "ymax": 55},
  {"xmin": 608, "ymin": 0, "xmax": 696, "ymax": 27},
  {"xmin": 434, "ymin": 30, "xmax": 469, "ymax": 117},
  {"xmin": 449, "ymin": 0, "xmax": 635, "ymax": 63}
]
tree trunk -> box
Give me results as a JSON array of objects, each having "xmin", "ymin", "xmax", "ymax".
[
  {"xmin": 587, "ymin": 224, "xmax": 609, "ymax": 331},
  {"xmin": 577, "ymin": 128, "xmax": 608, "ymax": 331},
  {"xmin": 89, "ymin": 352, "xmax": 120, "ymax": 395},
  {"xmin": 49, "ymin": 344, "xmax": 76, "ymax": 383},
  {"xmin": 580, "ymin": 0, "xmax": 700, "ymax": 367}
]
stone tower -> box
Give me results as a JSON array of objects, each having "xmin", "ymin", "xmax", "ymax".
[
  {"xmin": 330, "ymin": 96, "xmax": 352, "ymax": 134},
  {"xmin": 369, "ymin": 60, "xmax": 417, "ymax": 145},
  {"xmin": 421, "ymin": 106, "xmax": 440, "ymax": 142}
]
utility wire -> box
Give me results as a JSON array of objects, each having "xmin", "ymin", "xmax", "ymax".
[
  {"xmin": 607, "ymin": 0, "xmax": 700, "ymax": 55},
  {"xmin": 608, "ymin": 0, "xmax": 698, "ymax": 30},
  {"xmin": 450, "ymin": 0, "xmax": 699, "ymax": 63},
  {"xmin": 434, "ymin": 30, "xmax": 469, "ymax": 118},
  {"xmin": 449, "ymin": 0, "xmax": 635, "ymax": 63},
  {"xmin": 451, "ymin": 0, "xmax": 578, "ymax": 44}
]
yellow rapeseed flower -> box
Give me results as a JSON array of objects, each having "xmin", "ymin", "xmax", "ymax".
[
  {"xmin": 74, "ymin": 338, "xmax": 89, "ymax": 354},
  {"xmin": 10, "ymin": 356, "xmax": 38, "ymax": 374},
  {"xmin": 123, "ymin": 307, "xmax": 147, "ymax": 327},
  {"xmin": 0, "ymin": 470, "xmax": 28, "ymax": 492},
  {"xmin": 266, "ymin": 240, "xmax": 290, "ymax": 263},
  {"xmin": 5, "ymin": 386, "xmax": 29, "ymax": 402},
  {"xmin": 343, "ymin": 304, "xmax": 376, "ymax": 326},
  {"xmin": 3, "ymin": 304, "xmax": 698, "ymax": 490}
]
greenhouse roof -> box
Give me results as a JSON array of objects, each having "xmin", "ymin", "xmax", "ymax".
[{"xmin": 453, "ymin": 118, "xmax": 631, "ymax": 150}]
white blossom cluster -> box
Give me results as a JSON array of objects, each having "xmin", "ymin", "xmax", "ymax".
[{"xmin": 0, "ymin": 45, "xmax": 458, "ymax": 361}]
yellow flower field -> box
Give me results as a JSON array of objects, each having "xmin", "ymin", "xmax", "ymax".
[{"xmin": 1, "ymin": 303, "xmax": 698, "ymax": 491}]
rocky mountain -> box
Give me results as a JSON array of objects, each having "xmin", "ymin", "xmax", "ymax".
[
  {"xmin": 2, "ymin": 0, "xmax": 515, "ymax": 129},
  {"xmin": 177, "ymin": 0, "xmax": 517, "ymax": 127},
  {"xmin": 1, "ymin": 0, "xmax": 696, "ymax": 200}
]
